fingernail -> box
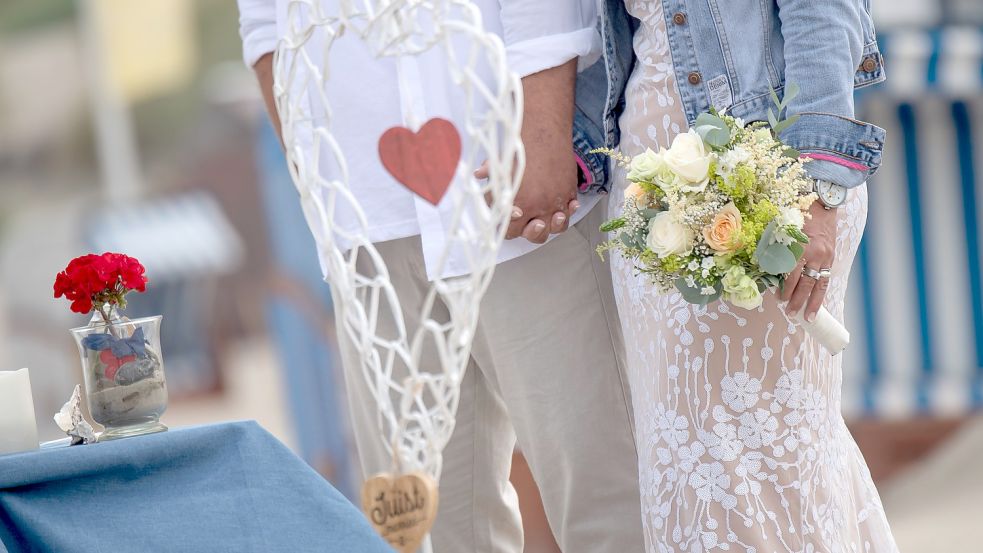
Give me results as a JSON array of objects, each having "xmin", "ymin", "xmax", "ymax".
[
  {"xmin": 555, "ymin": 214, "xmax": 566, "ymax": 225},
  {"xmin": 511, "ymin": 207, "xmax": 522, "ymax": 219},
  {"xmin": 533, "ymin": 221, "xmax": 546, "ymax": 233},
  {"xmin": 806, "ymin": 312, "xmax": 816, "ymax": 323},
  {"xmin": 571, "ymin": 200, "xmax": 581, "ymax": 211}
]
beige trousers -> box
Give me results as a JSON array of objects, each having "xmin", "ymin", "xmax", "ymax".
[{"xmin": 336, "ymin": 201, "xmax": 644, "ymax": 552}]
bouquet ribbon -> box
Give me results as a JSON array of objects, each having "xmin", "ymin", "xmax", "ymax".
[{"xmin": 789, "ymin": 306, "xmax": 849, "ymax": 355}]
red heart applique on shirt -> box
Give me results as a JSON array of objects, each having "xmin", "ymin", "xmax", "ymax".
[{"xmin": 378, "ymin": 118, "xmax": 462, "ymax": 206}]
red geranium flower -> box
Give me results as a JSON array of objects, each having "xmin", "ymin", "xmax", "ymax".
[{"xmin": 54, "ymin": 253, "xmax": 149, "ymax": 317}]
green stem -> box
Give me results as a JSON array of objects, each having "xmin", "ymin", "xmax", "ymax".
[{"xmin": 96, "ymin": 302, "xmax": 119, "ymax": 338}]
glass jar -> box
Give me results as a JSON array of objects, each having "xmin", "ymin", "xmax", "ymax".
[{"xmin": 70, "ymin": 309, "xmax": 168, "ymax": 441}]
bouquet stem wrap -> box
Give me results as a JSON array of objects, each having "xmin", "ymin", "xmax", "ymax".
[{"xmin": 790, "ymin": 306, "xmax": 849, "ymax": 355}]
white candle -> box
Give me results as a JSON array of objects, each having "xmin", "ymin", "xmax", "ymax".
[{"xmin": 0, "ymin": 368, "xmax": 39, "ymax": 455}]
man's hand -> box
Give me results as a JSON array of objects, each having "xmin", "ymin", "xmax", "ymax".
[
  {"xmin": 504, "ymin": 58, "xmax": 581, "ymax": 244},
  {"xmin": 781, "ymin": 201, "xmax": 838, "ymax": 322}
]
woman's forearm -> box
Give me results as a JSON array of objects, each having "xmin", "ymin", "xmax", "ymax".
[{"xmin": 774, "ymin": 0, "xmax": 864, "ymax": 117}]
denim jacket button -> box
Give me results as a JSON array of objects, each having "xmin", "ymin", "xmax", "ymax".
[
  {"xmin": 861, "ymin": 57, "xmax": 878, "ymax": 73},
  {"xmin": 687, "ymin": 72, "xmax": 702, "ymax": 85},
  {"xmin": 672, "ymin": 12, "xmax": 687, "ymax": 25}
]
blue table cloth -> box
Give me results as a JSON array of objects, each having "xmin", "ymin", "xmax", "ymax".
[{"xmin": 0, "ymin": 421, "xmax": 390, "ymax": 553}]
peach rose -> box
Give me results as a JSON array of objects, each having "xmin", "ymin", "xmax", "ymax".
[
  {"xmin": 625, "ymin": 182, "xmax": 648, "ymax": 205},
  {"xmin": 703, "ymin": 202, "xmax": 743, "ymax": 252}
]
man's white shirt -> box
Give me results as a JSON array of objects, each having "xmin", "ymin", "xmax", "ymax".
[{"xmin": 238, "ymin": 0, "xmax": 601, "ymax": 280}]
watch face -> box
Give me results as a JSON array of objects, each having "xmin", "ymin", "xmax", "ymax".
[{"xmin": 817, "ymin": 180, "xmax": 847, "ymax": 207}]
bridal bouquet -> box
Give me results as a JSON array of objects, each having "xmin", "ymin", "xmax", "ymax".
[{"xmin": 597, "ymin": 87, "xmax": 848, "ymax": 353}]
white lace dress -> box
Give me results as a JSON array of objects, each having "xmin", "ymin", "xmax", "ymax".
[{"xmin": 611, "ymin": 2, "xmax": 900, "ymax": 552}]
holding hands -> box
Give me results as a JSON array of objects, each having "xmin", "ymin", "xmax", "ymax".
[{"xmin": 473, "ymin": 159, "xmax": 580, "ymax": 244}]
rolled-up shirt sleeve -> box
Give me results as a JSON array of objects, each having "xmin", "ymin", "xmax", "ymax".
[
  {"xmin": 500, "ymin": 0, "xmax": 600, "ymax": 77},
  {"xmin": 237, "ymin": 0, "xmax": 278, "ymax": 68}
]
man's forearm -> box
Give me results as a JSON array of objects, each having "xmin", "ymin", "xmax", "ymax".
[
  {"xmin": 253, "ymin": 52, "xmax": 282, "ymax": 144},
  {"xmin": 505, "ymin": 58, "xmax": 580, "ymax": 242},
  {"xmin": 519, "ymin": 59, "xmax": 577, "ymax": 164}
]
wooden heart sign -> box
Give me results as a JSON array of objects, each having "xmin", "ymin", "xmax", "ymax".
[
  {"xmin": 361, "ymin": 471, "xmax": 439, "ymax": 553},
  {"xmin": 378, "ymin": 118, "xmax": 461, "ymax": 206}
]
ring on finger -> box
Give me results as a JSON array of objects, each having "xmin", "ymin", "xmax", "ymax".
[
  {"xmin": 818, "ymin": 268, "xmax": 832, "ymax": 279},
  {"xmin": 801, "ymin": 267, "xmax": 822, "ymax": 280}
]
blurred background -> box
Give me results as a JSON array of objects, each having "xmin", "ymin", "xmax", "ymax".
[{"xmin": 0, "ymin": 0, "xmax": 981, "ymax": 551}]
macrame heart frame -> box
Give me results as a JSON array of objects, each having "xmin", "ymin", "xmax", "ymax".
[{"xmin": 274, "ymin": 1, "xmax": 522, "ymax": 550}]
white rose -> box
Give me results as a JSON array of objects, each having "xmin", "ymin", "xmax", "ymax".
[
  {"xmin": 646, "ymin": 211, "xmax": 695, "ymax": 258},
  {"xmin": 663, "ymin": 129, "xmax": 712, "ymax": 193},
  {"xmin": 627, "ymin": 147, "xmax": 667, "ymax": 183}
]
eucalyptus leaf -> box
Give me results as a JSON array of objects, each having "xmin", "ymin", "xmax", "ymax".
[
  {"xmin": 639, "ymin": 208, "xmax": 662, "ymax": 219},
  {"xmin": 789, "ymin": 241, "xmax": 805, "ymax": 260},
  {"xmin": 695, "ymin": 112, "xmax": 727, "ymax": 129},
  {"xmin": 783, "ymin": 147, "xmax": 801, "ymax": 159},
  {"xmin": 757, "ymin": 243, "xmax": 798, "ymax": 274},
  {"xmin": 694, "ymin": 113, "xmax": 731, "ymax": 148},
  {"xmin": 769, "ymin": 88, "xmax": 781, "ymax": 110},
  {"xmin": 755, "ymin": 222, "xmax": 797, "ymax": 274},
  {"xmin": 767, "ymin": 109, "xmax": 778, "ymax": 130},
  {"xmin": 757, "ymin": 276, "xmax": 773, "ymax": 292},
  {"xmin": 758, "ymin": 221, "xmax": 777, "ymax": 246},
  {"xmin": 620, "ymin": 233, "xmax": 638, "ymax": 250},
  {"xmin": 784, "ymin": 82, "xmax": 801, "ymax": 104},
  {"xmin": 761, "ymin": 274, "xmax": 781, "ymax": 289},
  {"xmin": 675, "ymin": 279, "xmax": 722, "ymax": 306},
  {"xmin": 705, "ymin": 129, "xmax": 731, "ymax": 148}
]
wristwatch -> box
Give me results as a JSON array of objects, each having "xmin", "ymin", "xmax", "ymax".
[{"xmin": 813, "ymin": 179, "xmax": 848, "ymax": 209}]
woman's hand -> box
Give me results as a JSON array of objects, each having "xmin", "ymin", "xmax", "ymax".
[{"xmin": 781, "ymin": 201, "xmax": 838, "ymax": 322}]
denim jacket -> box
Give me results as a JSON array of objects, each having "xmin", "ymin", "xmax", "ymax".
[{"xmin": 573, "ymin": 0, "xmax": 887, "ymax": 193}]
